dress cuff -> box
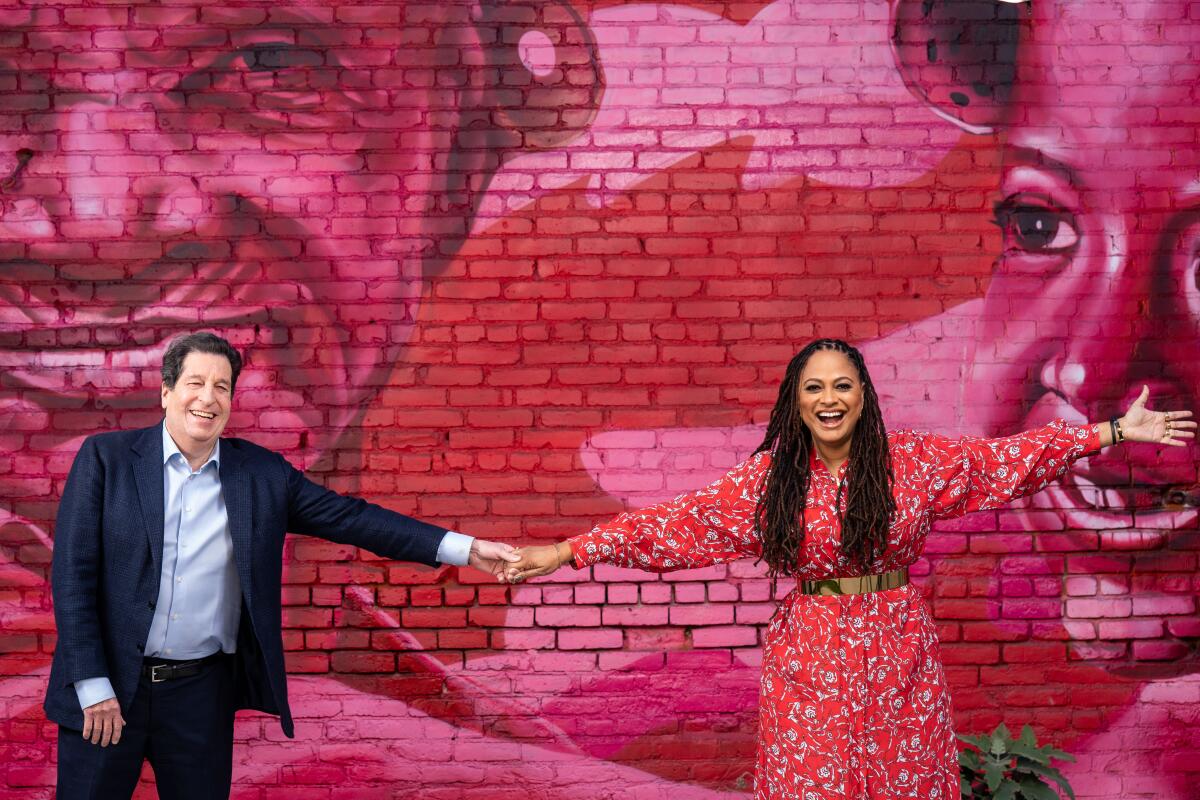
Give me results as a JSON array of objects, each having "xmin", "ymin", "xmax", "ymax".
[
  {"xmin": 74, "ymin": 676, "xmax": 116, "ymax": 710},
  {"xmin": 436, "ymin": 530, "xmax": 473, "ymax": 566},
  {"xmin": 565, "ymin": 534, "xmax": 593, "ymax": 568}
]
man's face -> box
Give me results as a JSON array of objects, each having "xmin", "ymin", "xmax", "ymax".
[
  {"xmin": 161, "ymin": 351, "xmax": 233, "ymax": 457},
  {"xmin": 964, "ymin": 0, "xmax": 1200, "ymax": 674},
  {"xmin": 0, "ymin": 1, "xmax": 468, "ymax": 474}
]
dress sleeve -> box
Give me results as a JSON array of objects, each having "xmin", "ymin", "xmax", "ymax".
[
  {"xmin": 567, "ymin": 452, "xmax": 769, "ymax": 572},
  {"xmin": 920, "ymin": 420, "xmax": 1102, "ymax": 521}
]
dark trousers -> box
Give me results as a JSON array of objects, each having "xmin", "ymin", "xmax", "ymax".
[{"xmin": 55, "ymin": 656, "xmax": 236, "ymax": 800}]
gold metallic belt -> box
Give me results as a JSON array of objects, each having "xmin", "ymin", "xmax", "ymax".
[{"xmin": 800, "ymin": 568, "xmax": 909, "ymax": 596}]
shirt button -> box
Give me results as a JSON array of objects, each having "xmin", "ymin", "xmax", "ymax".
[
  {"xmin": 171, "ymin": 614, "xmax": 179, "ymax": 621},
  {"xmin": 164, "ymin": 648, "xmax": 172, "ymax": 655},
  {"xmin": 185, "ymin": 507, "xmax": 192, "ymax": 512},
  {"xmin": 176, "ymin": 577, "xmax": 183, "ymax": 584}
]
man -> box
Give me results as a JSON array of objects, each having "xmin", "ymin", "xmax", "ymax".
[{"xmin": 45, "ymin": 331, "xmax": 521, "ymax": 798}]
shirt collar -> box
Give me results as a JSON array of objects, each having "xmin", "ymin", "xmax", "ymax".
[
  {"xmin": 161, "ymin": 420, "xmax": 220, "ymax": 471},
  {"xmin": 808, "ymin": 446, "xmax": 848, "ymax": 478}
]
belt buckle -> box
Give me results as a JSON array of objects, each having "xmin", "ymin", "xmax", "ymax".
[
  {"xmin": 150, "ymin": 664, "xmax": 170, "ymax": 683},
  {"xmin": 813, "ymin": 578, "xmax": 844, "ymax": 596}
]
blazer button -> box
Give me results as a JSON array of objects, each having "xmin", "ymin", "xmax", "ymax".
[
  {"xmin": 148, "ymin": 601, "xmax": 156, "ymax": 610},
  {"xmin": 136, "ymin": 643, "xmax": 144, "ymax": 650}
]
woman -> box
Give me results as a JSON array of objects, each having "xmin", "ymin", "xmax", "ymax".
[{"xmin": 507, "ymin": 338, "xmax": 1194, "ymax": 800}]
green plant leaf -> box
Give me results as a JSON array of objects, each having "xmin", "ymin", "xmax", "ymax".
[
  {"xmin": 995, "ymin": 783, "xmax": 1018, "ymax": 800},
  {"xmin": 1009, "ymin": 742, "xmax": 1050, "ymax": 764},
  {"xmin": 1013, "ymin": 761, "xmax": 1051, "ymax": 778},
  {"xmin": 1029, "ymin": 765, "xmax": 1076, "ymax": 800},
  {"xmin": 985, "ymin": 762, "xmax": 1006, "ymax": 792},
  {"xmin": 991, "ymin": 723, "xmax": 1013, "ymax": 756},
  {"xmin": 1016, "ymin": 776, "xmax": 1060, "ymax": 800},
  {"xmin": 1044, "ymin": 748, "xmax": 1076, "ymax": 764},
  {"xmin": 1019, "ymin": 725, "xmax": 1037, "ymax": 747},
  {"xmin": 958, "ymin": 733, "xmax": 991, "ymax": 751},
  {"xmin": 959, "ymin": 723, "xmax": 1076, "ymax": 800}
]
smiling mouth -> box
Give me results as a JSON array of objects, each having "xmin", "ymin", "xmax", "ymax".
[
  {"xmin": 189, "ymin": 409, "xmax": 217, "ymax": 420},
  {"xmin": 1065, "ymin": 469, "xmax": 1200, "ymax": 512},
  {"xmin": 815, "ymin": 410, "xmax": 846, "ymax": 428},
  {"xmin": 1028, "ymin": 468, "xmax": 1199, "ymax": 548}
]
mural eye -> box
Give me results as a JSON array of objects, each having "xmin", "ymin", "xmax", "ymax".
[
  {"xmin": 235, "ymin": 44, "xmax": 323, "ymax": 75},
  {"xmin": 177, "ymin": 43, "xmax": 333, "ymax": 106},
  {"xmin": 994, "ymin": 206, "xmax": 1079, "ymax": 253}
]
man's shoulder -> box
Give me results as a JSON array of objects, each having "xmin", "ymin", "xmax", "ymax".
[
  {"xmin": 220, "ymin": 435, "xmax": 288, "ymax": 466},
  {"xmin": 85, "ymin": 425, "xmax": 156, "ymax": 453}
]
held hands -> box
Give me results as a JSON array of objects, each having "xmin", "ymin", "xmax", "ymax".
[
  {"xmin": 468, "ymin": 539, "xmax": 522, "ymax": 582},
  {"xmin": 505, "ymin": 542, "xmax": 573, "ymax": 584},
  {"xmin": 81, "ymin": 697, "xmax": 124, "ymax": 747},
  {"xmin": 1120, "ymin": 386, "xmax": 1196, "ymax": 446}
]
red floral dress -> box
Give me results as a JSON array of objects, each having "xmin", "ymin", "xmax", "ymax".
[{"xmin": 568, "ymin": 421, "xmax": 1101, "ymax": 800}]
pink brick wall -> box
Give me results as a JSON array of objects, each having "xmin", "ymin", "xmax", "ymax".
[{"xmin": 2, "ymin": 1, "xmax": 1198, "ymax": 797}]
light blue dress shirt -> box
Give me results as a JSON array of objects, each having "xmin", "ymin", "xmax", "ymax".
[{"xmin": 73, "ymin": 423, "xmax": 474, "ymax": 710}]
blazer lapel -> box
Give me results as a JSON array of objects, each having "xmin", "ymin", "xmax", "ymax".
[
  {"xmin": 131, "ymin": 425, "xmax": 165, "ymax": 580},
  {"xmin": 219, "ymin": 442, "xmax": 255, "ymax": 608}
]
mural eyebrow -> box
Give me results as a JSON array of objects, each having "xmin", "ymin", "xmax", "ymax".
[
  {"xmin": 173, "ymin": 41, "xmax": 337, "ymax": 95},
  {"xmin": 1005, "ymin": 145, "xmax": 1078, "ymax": 182}
]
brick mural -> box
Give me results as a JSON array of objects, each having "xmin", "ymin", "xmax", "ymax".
[{"xmin": 1, "ymin": 0, "xmax": 1197, "ymax": 797}]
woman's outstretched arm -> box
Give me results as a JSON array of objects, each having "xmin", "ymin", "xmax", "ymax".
[
  {"xmin": 507, "ymin": 451, "xmax": 770, "ymax": 582},
  {"xmin": 925, "ymin": 385, "xmax": 1193, "ymax": 520}
]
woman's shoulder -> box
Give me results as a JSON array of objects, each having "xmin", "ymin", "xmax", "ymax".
[
  {"xmin": 732, "ymin": 449, "xmax": 771, "ymax": 477},
  {"xmin": 886, "ymin": 429, "xmax": 962, "ymax": 471},
  {"xmin": 886, "ymin": 428, "xmax": 934, "ymax": 450},
  {"xmin": 722, "ymin": 449, "xmax": 772, "ymax": 487}
]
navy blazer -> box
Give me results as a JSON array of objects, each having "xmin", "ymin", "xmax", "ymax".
[{"xmin": 45, "ymin": 424, "xmax": 450, "ymax": 737}]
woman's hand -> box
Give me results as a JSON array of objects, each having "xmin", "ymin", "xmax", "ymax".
[
  {"xmin": 505, "ymin": 542, "xmax": 572, "ymax": 583},
  {"xmin": 1120, "ymin": 385, "xmax": 1196, "ymax": 446}
]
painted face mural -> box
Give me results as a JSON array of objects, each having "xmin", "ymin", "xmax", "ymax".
[{"xmin": 896, "ymin": 0, "xmax": 1200, "ymax": 678}]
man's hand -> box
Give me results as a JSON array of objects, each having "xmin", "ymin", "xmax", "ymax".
[
  {"xmin": 468, "ymin": 539, "xmax": 522, "ymax": 582},
  {"xmin": 81, "ymin": 697, "xmax": 124, "ymax": 747},
  {"xmin": 505, "ymin": 542, "xmax": 572, "ymax": 583}
]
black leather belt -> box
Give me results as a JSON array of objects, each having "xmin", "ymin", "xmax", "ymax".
[{"xmin": 141, "ymin": 652, "xmax": 226, "ymax": 683}]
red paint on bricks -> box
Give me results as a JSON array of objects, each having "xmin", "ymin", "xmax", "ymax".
[{"xmin": 2, "ymin": 0, "xmax": 1197, "ymax": 798}]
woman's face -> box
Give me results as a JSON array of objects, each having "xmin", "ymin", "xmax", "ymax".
[
  {"xmin": 964, "ymin": 0, "xmax": 1200, "ymax": 675},
  {"xmin": 797, "ymin": 349, "xmax": 865, "ymax": 456}
]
